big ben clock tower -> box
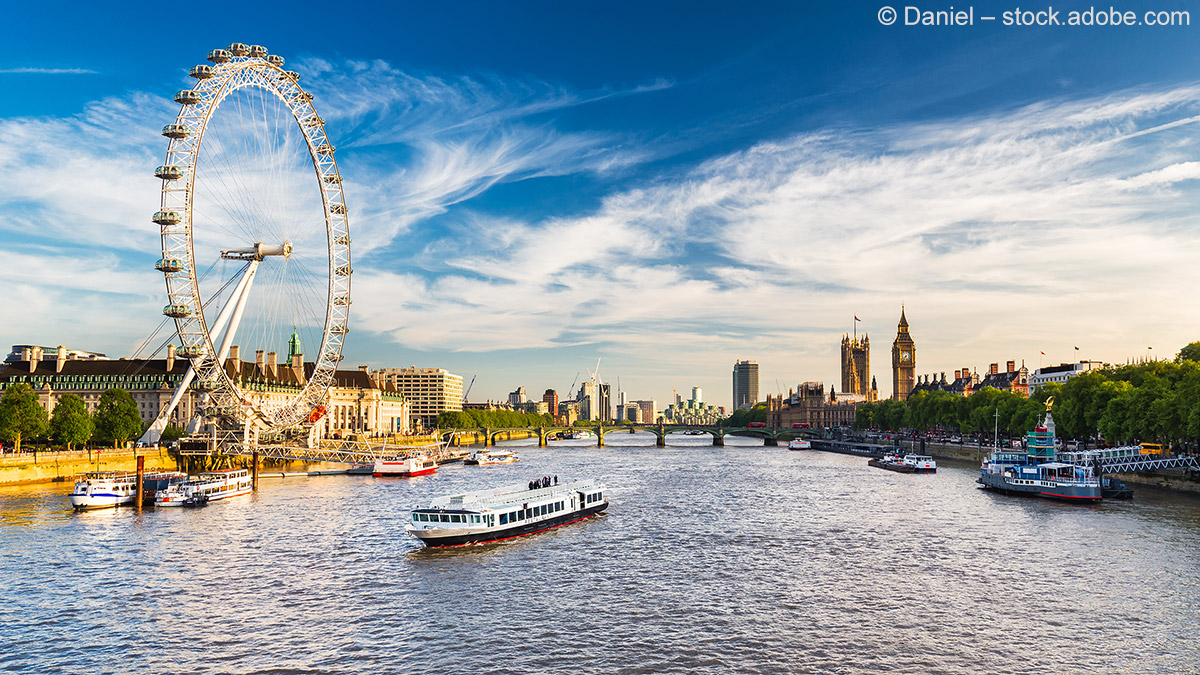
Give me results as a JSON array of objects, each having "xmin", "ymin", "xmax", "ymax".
[{"xmin": 892, "ymin": 306, "xmax": 916, "ymax": 401}]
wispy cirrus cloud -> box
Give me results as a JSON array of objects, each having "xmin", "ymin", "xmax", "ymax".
[
  {"xmin": 353, "ymin": 83, "xmax": 1200, "ymax": 393},
  {"xmin": 0, "ymin": 67, "xmax": 97, "ymax": 75},
  {"xmin": 0, "ymin": 58, "xmax": 668, "ymax": 359},
  {"xmin": 294, "ymin": 58, "xmax": 666, "ymax": 254}
]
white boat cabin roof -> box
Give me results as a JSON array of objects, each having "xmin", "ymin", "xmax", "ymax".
[{"xmin": 429, "ymin": 479, "xmax": 601, "ymax": 510}]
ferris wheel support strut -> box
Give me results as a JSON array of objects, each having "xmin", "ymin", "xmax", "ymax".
[{"xmin": 140, "ymin": 260, "xmax": 261, "ymax": 444}]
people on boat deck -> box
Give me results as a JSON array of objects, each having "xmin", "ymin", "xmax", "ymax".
[{"xmin": 529, "ymin": 476, "xmax": 559, "ymax": 490}]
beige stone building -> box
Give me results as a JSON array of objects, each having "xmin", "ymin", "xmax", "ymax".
[{"xmin": 0, "ymin": 345, "xmax": 409, "ymax": 440}]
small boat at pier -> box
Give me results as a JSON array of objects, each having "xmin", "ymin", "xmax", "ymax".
[
  {"xmin": 155, "ymin": 468, "xmax": 253, "ymax": 507},
  {"xmin": 373, "ymin": 455, "xmax": 437, "ymax": 477},
  {"xmin": 868, "ymin": 452, "xmax": 913, "ymax": 473},
  {"xmin": 69, "ymin": 472, "xmax": 139, "ymax": 510},
  {"xmin": 788, "ymin": 439, "xmax": 811, "ymax": 450},
  {"xmin": 141, "ymin": 471, "xmax": 187, "ymax": 504},
  {"xmin": 465, "ymin": 448, "xmax": 519, "ymax": 465},
  {"xmin": 405, "ymin": 479, "xmax": 608, "ymax": 547}
]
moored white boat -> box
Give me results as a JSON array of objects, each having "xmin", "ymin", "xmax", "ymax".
[
  {"xmin": 465, "ymin": 448, "xmax": 519, "ymax": 465},
  {"xmin": 405, "ymin": 479, "xmax": 608, "ymax": 547},
  {"xmin": 155, "ymin": 468, "xmax": 253, "ymax": 507},
  {"xmin": 902, "ymin": 454, "xmax": 937, "ymax": 473},
  {"xmin": 373, "ymin": 455, "xmax": 437, "ymax": 477},
  {"xmin": 69, "ymin": 472, "xmax": 139, "ymax": 510},
  {"xmin": 141, "ymin": 471, "xmax": 187, "ymax": 504},
  {"xmin": 787, "ymin": 439, "xmax": 811, "ymax": 450}
]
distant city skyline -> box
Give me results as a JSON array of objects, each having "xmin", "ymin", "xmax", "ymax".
[{"xmin": 1, "ymin": 3, "xmax": 1198, "ymax": 410}]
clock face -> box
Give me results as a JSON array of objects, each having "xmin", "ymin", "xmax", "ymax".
[{"xmin": 901, "ymin": 351, "xmax": 911, "ymax": 362}]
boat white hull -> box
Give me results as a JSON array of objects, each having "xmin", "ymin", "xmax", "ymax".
[{"xmin": 69, "ymin": 493, "xmax": 136, "ymax": 510}]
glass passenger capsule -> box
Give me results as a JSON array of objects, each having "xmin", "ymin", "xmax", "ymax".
[
  {"xmin": 302, "ymin": 115, "xmax": 324, "ymax": 127},
  {"xmin": 284, "ymin": 70, "xmax": 300, "ymax": 81},
  {"xmin": 266, "ymin": 54, "xmax": 285, "ymax": 67},
  {"xmin": 207, "ymin": 49, "xmax": 231, "ymax": 63},
  {"xmin": 315, "ymin": 143, "xmax": 334, "ymax": 155},
  {"xmin": 154, "ymin": 165, "xmax": 184, "ymax": 180},
  {"xmin": 162, "ymin": 124, "xmax": 192, "ymax": 139},
  {"xmin": 155, "ymin": 258, "xmax": 185, "ymax": 273},
  {"xmin": 247, "ymin": 45, "xmax": 267, "ymax": 57},
  {"xmin": 189, "ymin": 65, "xmax": 214, "ymax": 79},
  {"xmin": 162, "ymin": 304, "xmax": 192, "ymax": 319},
  {"xmin": 329, "ymin": 203, "xmax": 347, "ymax": 214},
  {"xmin": 333, "ymin": 294, "xmax": 351, "ymax": 306},
  {"xmin": 176, "ymin": 345, "xmax": 203, "ymax": 358},
  {"xmin": 330, "ymin": 324, "xmax": 348, "ymax": 335},
  {"xmin": 323, "ymin": 173, "xmax": 342, "ymax": 184},
  {"xmin": 227, "ymin": 43, "xmax": 249, "ymax": 56},
  {"xmin": 334, "ymin": 265, "xmax": 352, "ymax": 277},
  {"xmin": 174, "ymin": 90, "xmax": 201, "ymax": 105},
  {"xmin": 333, "ymin": 235, "xmax": 351, "ymax": 246},
  {"xmin": 152, "ymin": 210, "xmax": 182, "ymax": 225},
  {"xmin": 297, "ymin": 91, "xmax": 314, "ymax": 103}
]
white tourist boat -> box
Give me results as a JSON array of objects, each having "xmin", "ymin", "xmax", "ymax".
[
  {"xmin": 406, "ymin": 479, "xmax": 608, "ymax": 547},
  {"xmin": 155, "ymin": 468, "xmax": 253, "ymax": 507},
  {"xmin": 902, "ymin": 455, "xmax": 937, "ymax": 473},
  {"xmin": 373, "ymin": 455, "xmax": 437, "ymax": 477},
  {"xmin": 464, "ymin": 448, "xmax": 520, "ymax": 465},
  {"xmin": 788, "ymin": 439, "xmax": 811, "ymax": 450},
  {"xmin": 69, "ymin": 471, "xmax": 139, "ymax": 510}
]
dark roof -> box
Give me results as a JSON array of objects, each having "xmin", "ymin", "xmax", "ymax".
[{"xmin": 1, "ymin": 357, "xmax": 400, "ymax": 395}]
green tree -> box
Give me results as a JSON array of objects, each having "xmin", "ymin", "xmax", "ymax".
[
  {"xmin": 93, "ymin": 388, "xmax": 143, "ymax": 448},
  {"xmin": 0, "ymin": 384, "xmax": 49, "ymax": 453},
  {"xmin": 160, "ymin": 424, "xmax": 186, "ymax": 443},
  {"xmin": 1177, "ymin": 341, "xmax": 1200, "ymax": 364},
  {"xmin": 49, "ymin": 393, "xmax": 93, "ymax": 451}
]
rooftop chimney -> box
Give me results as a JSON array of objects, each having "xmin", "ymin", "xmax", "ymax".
[
  {"xmin": 989, "ymin": 363, "xmax": 999, "ymax": 376},
  {"xmin": 29, "ymin": 346, "xmax": 42, "ymax": 374},
  {"xmin": 358, "ymin": 364, "xmax": 368, "ymax": 373},
  {"xmin": 255, "ymin": 350, "xmax": 265, "ymax": 375},
  {"xmin": 55, "ymin": 345, "xmax": 66, "ymax": 373},
  {"xmin": 291, "ymin": 353, "xmax": 306, "ymax": 385},
  {"xmin": 267, "ymin": 351, "xmax": 278, "ymax": 379},
  {"xmin": 954, "ymin": 369, "xmax": 961, "ymax": 380},
  {"xmin": 1007, "ymin": 360, "xmax": 1015, "ymax": 373},
  {"xmin": 229, "ymin": 345, "xmax": 240, "ymax": 376},
  {"xmin": 166, "ymin": 344, "xmax": 176, "ymax": 373}
]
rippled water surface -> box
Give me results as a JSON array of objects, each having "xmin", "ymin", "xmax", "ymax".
[{"xmin": 3, "ymin": 434, "xmax": 1200, "ymax": 674}]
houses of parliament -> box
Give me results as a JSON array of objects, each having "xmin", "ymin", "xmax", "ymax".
[{"xmin": 840, "ymin": 307, "xmax": 915, "ymax": 402}]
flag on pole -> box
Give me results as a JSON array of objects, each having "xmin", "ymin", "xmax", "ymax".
[
  {"xmin": 1074, "ymin": 346, "xmax": 1079, "ymax": 351},
  {"xmin": 1040, "ymin": 351, "xmax": 1045, "ymax": 355},
  {"xmin": 854, "ymin": 315, "xmax": 861, "ymax": 322}
]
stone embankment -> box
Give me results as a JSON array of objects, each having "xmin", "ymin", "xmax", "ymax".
[{"xmin": 0, "ymin": 448, "xmax": 178, "ymax": 486}]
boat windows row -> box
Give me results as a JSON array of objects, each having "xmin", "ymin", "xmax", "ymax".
[
  {"xmin": 584, "ymin": 491, "xmax": 603, "ymax": 504},
  {"xmin": 500, "ymin": 501, "xmax": 564, "ymax": 525},
  {"xmin": 414, "ymin": 512, "xmax": 483, "ymax": 524}
]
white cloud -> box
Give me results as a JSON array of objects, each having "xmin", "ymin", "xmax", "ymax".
[
  {"xmin": 350, "ymin": 84, "xmax": 1200, "ymax": 401},
  {"xmin": 0, "ymin": 68, "xmax": 97, "ymax": 75}
]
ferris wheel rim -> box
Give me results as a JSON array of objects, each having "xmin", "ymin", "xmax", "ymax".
[{"xmin": 155, "ymin": 45, "xmax": 351, "ymax": 432}]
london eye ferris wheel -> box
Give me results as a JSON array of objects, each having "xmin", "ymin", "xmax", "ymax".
[{"xmin": 150, "ymin": 43, "xmax": 351, "ymax": 440}]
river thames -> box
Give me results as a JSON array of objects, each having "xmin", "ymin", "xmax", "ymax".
[{"xmin": 2, "ymin": 433, "xmax": 1199, "ymax": 674}]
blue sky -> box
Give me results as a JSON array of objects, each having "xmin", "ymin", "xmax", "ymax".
[{"xmin": 2, "ymin": 1, "xmax": 1199, "ymax": 409}]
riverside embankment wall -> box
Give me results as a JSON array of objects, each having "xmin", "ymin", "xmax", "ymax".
[{"xmin": 0, "ymin": 448, "xmax": 180, "ymax": 486}]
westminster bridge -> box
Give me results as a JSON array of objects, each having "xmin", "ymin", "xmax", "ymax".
[{"xmin": 438, "ymin": 423, "xmax": 820, "ymax": 448}]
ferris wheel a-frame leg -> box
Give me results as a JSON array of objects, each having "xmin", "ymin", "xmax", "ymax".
[{"xmin": 140, "ymin": 261, "xmax": 262, "ymax": 443}]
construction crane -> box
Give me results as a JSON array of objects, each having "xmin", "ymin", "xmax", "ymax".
[
  {"xmin": 463, "ymin": 375, "xmax": 476, "ymax": 403},
  {"xmin": 567, "ymin": 371, "xmax": 580, "ymax": 398}
]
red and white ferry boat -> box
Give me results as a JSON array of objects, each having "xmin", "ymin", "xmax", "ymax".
[{"xmin": 373, "ymin": 455, "xmax": 438, "ymax": 477}]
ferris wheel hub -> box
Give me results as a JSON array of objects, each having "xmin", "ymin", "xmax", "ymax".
[{"xmin": 220, "ymin": 241, "xmax": 293, "ymax": 261}]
